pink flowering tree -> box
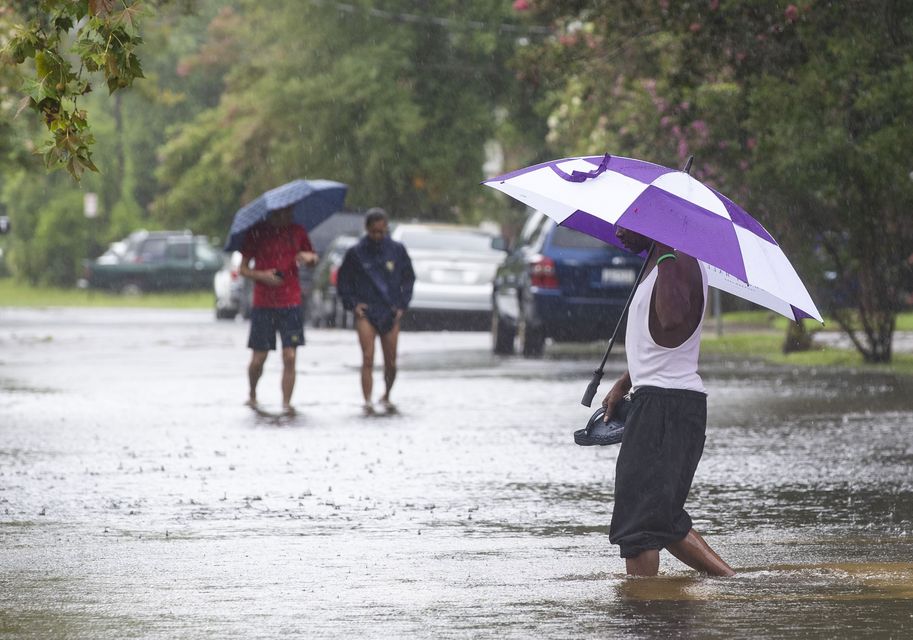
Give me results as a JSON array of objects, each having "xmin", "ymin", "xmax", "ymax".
[{"xmin": 511, "ymin": 0, "xmax": 913, "ymax": 362}]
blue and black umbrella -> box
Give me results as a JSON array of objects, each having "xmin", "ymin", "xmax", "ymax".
[{"xmin": 224, "ymin": 179, "xmax": 348, "ymax": 252}]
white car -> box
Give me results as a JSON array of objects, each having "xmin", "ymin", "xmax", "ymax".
[
  {"xmin": 213, "ymin": 251, "xmax": 253, "ymax": 320},
  {"xmin": 391, "ymin": 223, "xmax": 506, "ymax": 329}
]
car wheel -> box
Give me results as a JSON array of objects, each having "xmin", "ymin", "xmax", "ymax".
[
  {"xmin": 492, "ymin": 310, "xmax": 516, "ymax": 355},
  {"xmin": 520, "ymin": 317, "xmax": 546, "ymax": 357}
]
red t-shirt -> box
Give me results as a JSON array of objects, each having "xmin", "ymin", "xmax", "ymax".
[{"xmin": 241, "ymin": 223, "xmax": 313, "ymax": 308}]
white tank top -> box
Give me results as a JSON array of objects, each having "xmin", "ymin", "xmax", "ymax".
[{"xmin": 625, "ymin": 262, "xmax": 707, "ymax": 393}]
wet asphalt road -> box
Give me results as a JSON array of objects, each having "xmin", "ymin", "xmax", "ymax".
[{"xmin": 1, "ymin": 307, "xmax": 912, "ymax": 639}]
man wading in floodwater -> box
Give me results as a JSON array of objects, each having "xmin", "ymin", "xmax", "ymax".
[
  {"xmin": 240, "ymin": 206, "xmax": 318, "ymax": 416},
  {"xmin": 602, "ymin": 225, "xmax": 735, "ymax": 577}
]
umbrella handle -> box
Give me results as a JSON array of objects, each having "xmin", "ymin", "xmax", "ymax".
[{"xmin": 580, "ymin": 242, "xmax": 656, "ymax": 407}]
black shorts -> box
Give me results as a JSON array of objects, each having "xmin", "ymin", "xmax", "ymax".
[
  {"xmin": 609, "ymin": 386, "xmax": 707, "ymax": 558},
  {"xmin": 248, "ymin": 306, "xmax": 305, "ymax": 351}
]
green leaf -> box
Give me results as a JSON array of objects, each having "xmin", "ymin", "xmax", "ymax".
[{"xmin": 20, "ymin": 76, "xmax": 55, "ymax": 103}]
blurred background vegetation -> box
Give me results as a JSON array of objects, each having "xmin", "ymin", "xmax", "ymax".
[{"xmin": 1, "ymin": 0, "xmax": 912, "ymax": 361}]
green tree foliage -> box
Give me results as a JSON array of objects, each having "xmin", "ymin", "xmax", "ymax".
[
  {"xmin": 1, "ymin": 1, "xmax": 541, "ymax": 284},
  {"xmin": 153, "ymin": 0, "xmax": 536, "ymax": 227},
  {"xmin": 0, "ymin": 0, "xmax": 221, "ymax": 284},
  {"xmin": 512, "ymin": 0, "xmax": 913, "ymax": 362}
]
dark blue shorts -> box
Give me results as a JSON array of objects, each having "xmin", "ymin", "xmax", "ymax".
[{"xmin": 248, "ymin": 306, "xmax": 305, "ymax": 351}]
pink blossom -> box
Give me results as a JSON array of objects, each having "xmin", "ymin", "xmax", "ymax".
[
  {"xmin": 739, "ymin": 160, "xmax": 750, "ymax": 171},
  {"xmin": 690, "ymin": 120, "xmax": 709, "ymax": 140},
  {"xmin": 176, "ymin": 60, "xmax": 192, "ymax": 77},
  {"xmin": 689, "ymin": 22, "xmax": 702, "ymax": 33},
  {"xmin": 559, "ymin": 34, "xmax": 578, "ymax": 46},
  {"xmin": 709, "ymin": 0, "xmax": 719, "ymax": 10},
  {"xmin": 679, "ymin": 101, "xmax": 691, "ymax": 111},
  {"xmin": 784, "ymin": 4, "xmax": 799, "ymax": 22},
  {"xmin": 746, "ymin": 137, "xmax": 757, "ymax": 150},
  {"xmin": 513, "ymin": 0, "xmax": 529, "ymax": 11},
  {"xmin": 678, "ymin": 139, "xmax": 690, "ymax": 160},
  {"xmin": 660, "ymin": 0, "xmax": 670, "ymax": 10},
  {"xmin": 660, "ymin": 116, "xmax": 672, "ymax": 128}
]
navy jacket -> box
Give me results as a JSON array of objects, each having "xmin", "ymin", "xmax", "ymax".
[{"xmin": 337, "ymin": 236, "xmax": 415, "ymax": 311}]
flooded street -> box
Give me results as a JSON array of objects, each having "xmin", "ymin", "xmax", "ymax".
[{"xmin": 1, "ymin": 307, "xmax": 912, "ymax": 638}]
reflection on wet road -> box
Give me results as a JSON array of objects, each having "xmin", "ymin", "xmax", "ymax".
[{"xmin": 1, "ymin": 308, "xmax": 911, "ymax": 638}]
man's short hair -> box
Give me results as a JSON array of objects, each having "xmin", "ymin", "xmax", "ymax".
[{"xmin": 364, "ymin": 207, "xmax": 387, "ymax": 228}]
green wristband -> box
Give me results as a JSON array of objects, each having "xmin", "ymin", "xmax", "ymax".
[{"xmin": 656, "ymin": 252, "xmax": 677, "ymax": 265}]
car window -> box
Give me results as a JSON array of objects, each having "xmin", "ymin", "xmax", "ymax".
[
  {"xmin": 398, "ymin": 229, "xmax": 495, "ymax": 252},
  {"xmin": 550, "ymin": 225, "xmax": 610, "ymax": 249},
  {"xmin": 330, "ymin": 236, "xmax": 357, "ymax": 254},
  {"xmin": 193, "ymin": 239, "xmax": 220, "ymax": 263},
  {"xmin": 139, "ymin": 238, "xmax": 167, "ymax": 263},
  {"xmin": 517, "ymin": 211, "xmax": 546, "ymax": 247},
  {"xmin": 166, "ymin": 241, "xmax": 193, "ymax": 261}
]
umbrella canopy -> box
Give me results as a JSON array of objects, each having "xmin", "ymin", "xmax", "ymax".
[
  {"xmin": 224, "ymin": 179, "xmax": 348, "ymax": 252},
  {"xmin": 484, "ymin": 154, "xmax": 822, "ymax": 323}
]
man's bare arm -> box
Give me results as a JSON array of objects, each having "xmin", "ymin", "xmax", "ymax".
[
  {"xmin": 239, "ymin": 255, "xmax": 283, "ymax": 287},
  {"xmin": 652, "ymin": 244, "xmax": 701, "ymax": 332}
]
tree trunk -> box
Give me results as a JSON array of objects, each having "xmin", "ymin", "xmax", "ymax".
[{"xmin": 782, "ymin": 320, "xmax": 812, "ymax": 354}]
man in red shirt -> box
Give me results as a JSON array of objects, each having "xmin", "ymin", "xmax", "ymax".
[{"xmin": 239, "ymin": 206, "xmax": 318, "ymax": 415}]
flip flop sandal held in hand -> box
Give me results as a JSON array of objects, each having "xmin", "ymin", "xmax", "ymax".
[{"xmin": 573, "ymin": 398, "xmax": 630, "ymax": 446}]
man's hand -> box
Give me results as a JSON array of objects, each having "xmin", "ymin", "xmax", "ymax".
[
  {"xmin": 354, "ymin": 303, "xmax": 368, "ymax": 319},
  {"xmin": 260, "ymin": 269, "xmax": 284, "ymax": 287},
  {"xmin": 239, "ymin": 258, "xmax": 282, "ymax": 287},
  {"xmin": 297, "ymin": 251, "xmax": 319, "ymax": 267},
  {"xmin": 601, "ymin": 371, "xmax": 631, "ymax": 423}
]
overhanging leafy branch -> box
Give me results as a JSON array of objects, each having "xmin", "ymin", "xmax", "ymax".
[{"xmin": 3, "ymin": 0, "xmax": 151, "ymax": 180}]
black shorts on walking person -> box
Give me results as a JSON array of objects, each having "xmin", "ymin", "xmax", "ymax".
[
  {"xmin": 609, "ymin": 386, "xmax": 707, "ymax": 559},
  {"xmin": 247, "ymin": 306, "xmax": 304, "ymax": 351}
]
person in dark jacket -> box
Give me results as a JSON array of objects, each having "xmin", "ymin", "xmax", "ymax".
[{"xmin": 337, "ymin": 208, "xmax": 415, "ymax": 414}]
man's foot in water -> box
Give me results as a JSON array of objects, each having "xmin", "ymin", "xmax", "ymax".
[
  {"xmin": 281, "ymin": 404, "xmax": 297, "ymax": 417},
  {"xmin": 245, "ymin": 398, "xmax": 259, "ymax": 410},
  {"xmin": 363, "ymin": 402, "xmax": 376, "ymax": 416}
]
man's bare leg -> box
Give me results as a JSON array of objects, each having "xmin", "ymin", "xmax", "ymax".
[
  {"xmin": 247, "ymin": 350, "xmax": 268, "ymax": 407},
  {"xmin": 378, "ymin": 320, "xmax": 400, "ymax": 409},
  {"xmin": 281, "ymin": 347, "xmax": 297, "ymax": 413},
  {"xmin": 626, "ymin": 550, "xmax": 660, "ymax": 576},
  {"xmin": 355, "ymin": 317, "xmax": 377, "ymax": 412},
  {"xmin": 666, "ymin": 529, "xmax": 735, "ymax": 576}
]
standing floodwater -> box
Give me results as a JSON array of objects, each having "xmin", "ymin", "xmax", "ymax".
[{"xmin": 1, "ymin": 308, "xmax": 911, "ymax": 638}]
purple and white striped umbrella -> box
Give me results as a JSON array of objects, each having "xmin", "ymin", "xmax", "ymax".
[{"xmin": 484, "ymin": 154, "xmax": 822, "ymax": 323}]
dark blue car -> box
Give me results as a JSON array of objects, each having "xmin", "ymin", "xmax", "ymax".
[{"xmin": 492, "ymin": 211, "xmax": 643, "ymax": 356}]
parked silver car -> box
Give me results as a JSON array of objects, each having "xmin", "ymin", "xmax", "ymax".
[{"xmin": 391, "ymin": 223, "xmax": 506, "ymax": 329}]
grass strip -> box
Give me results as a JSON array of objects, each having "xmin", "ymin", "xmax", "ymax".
[
  {"xmin": 0, "ymin": 278, "xmax": 212, "ymax": 309},
  {"xmin": 702, "ymin": 331, "xmax": 913, "ymax": 377}
]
